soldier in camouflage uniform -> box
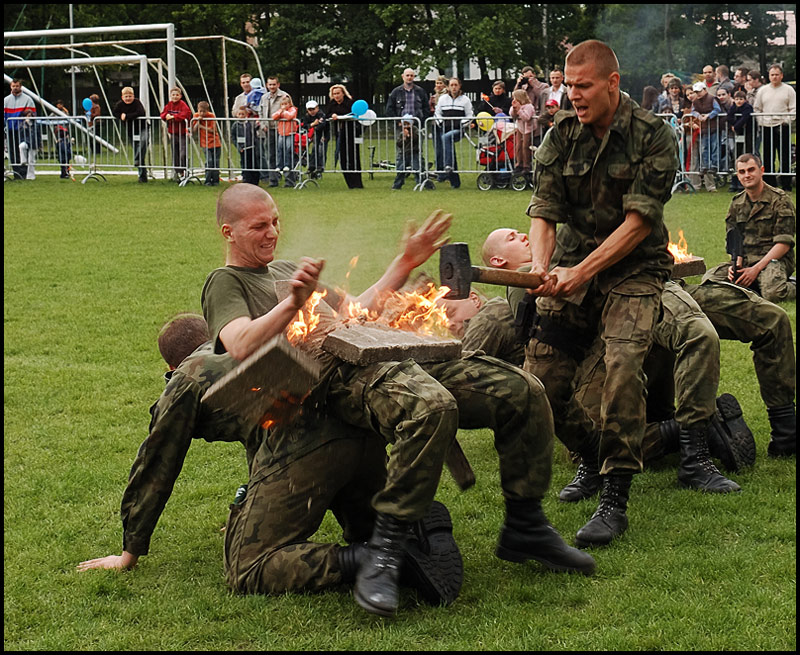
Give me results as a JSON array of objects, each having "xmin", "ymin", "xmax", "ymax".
[
  {"xmin": 703, "ymin": 153, "xmax": 797, "ymax": 302},
  {"xmin": 437, "ymin": 291, "xmax": 524, "ymax": 367},
  {"xmin": 704, "ymin": 153, "xmax": 796, "ymax": 304},
  {"xmin": 204, "ymin": 184, "xmax": 596, "ymax": 617},
  {"xmin": 523, "ymin": 40, "xmax": 680, "ymax": 548},
  {"xmin": 77, "ymin": 314, "xmax": 466, "ymax": 609},
  {"xmin": 482, "ymin": 228, "xmax": 749, "ymax": 498}
]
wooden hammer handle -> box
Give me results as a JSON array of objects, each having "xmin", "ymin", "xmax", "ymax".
[{"xmin": 472, "ymin": 267, "xmax": 543, "ymax": 290}]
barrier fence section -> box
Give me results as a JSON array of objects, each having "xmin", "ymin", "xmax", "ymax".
[
  {"xmin": 658, "ymin": 111, "xmax": 795, "ymax": 193},
  {"xmin": 5, "ymin": 111, "xmax": 794, "ymax": 191}
]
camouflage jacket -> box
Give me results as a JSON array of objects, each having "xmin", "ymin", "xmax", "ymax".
[
  {"xmin": 121, "ymin": 342, "xmax": 261, "ymax": 556},
  {"xmin": 461, "ymin": 296, "xmax": 524, "ymax": 366},
  {"xmin": 725, "ymin": 183, "xmax": 796, "ymax": 274},
  {"xmin": 527, "ymin": 92, "xmax": 678, "ymax": 294}
]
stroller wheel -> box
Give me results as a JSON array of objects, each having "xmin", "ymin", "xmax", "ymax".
[
  {"xmin": 674, "ymin": 179, "xmax": 696, "ymax": 194},
  {"xmin": 511, "ymin": 173, "xmax": 528, "ymax": 191},
  {"xmin": 477, "ymin": 173, "xmax": 494, "ymax": 191}
]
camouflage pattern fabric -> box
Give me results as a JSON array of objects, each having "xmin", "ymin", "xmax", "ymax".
[
  {"xmin": 461, "ymin": 296, "xmax": 524, "ymax": 366},
  {"xmin": 327, "ymin": 352, "xmax": 555, "ymax": 519},
  {"xmin": 703, "ymin": 183, "xmax": 796, "ymax": 303},
  {"xmin": 527, "ymin": 91, "xmax": 678, "ymax": 295},
  {"xmin": 524, "ymin": 275, "xmax": 664, "ymax": 475},
  {"xmin": 121, "ymin": 342, "xmax": 261, "ymax": 556},
  {"xmin": 224, "ymin": 436, "xmax": 387, "ymax": 595},
  {"xmin": 685, "ymin": 279, "xmax": 796, "ymax": 409}
]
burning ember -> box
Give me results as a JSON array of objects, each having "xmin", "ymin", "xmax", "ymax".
[
  {"xmin": 286, "ymin": 282, "xmax": 453, "ymax": 345},
  {"xmin": 668, "ymin": 230, "xmax": 694, "ymax": 263}
]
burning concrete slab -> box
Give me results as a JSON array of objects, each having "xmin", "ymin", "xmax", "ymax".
[
  {"xmin": 201, "ymin": 335, "xmax": 321, "ymax": 427},
  {"xmin": 671, "ymin": 256, "xmax": 706, "ymax": 279},
  {"xmin": 322, "ymin": 323, "xmax": 462, "ymax": 366}
]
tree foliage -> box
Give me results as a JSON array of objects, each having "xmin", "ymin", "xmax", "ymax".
[{"xmin": 4, "ymin": 4, "xmax": 794, "ymax": 109}]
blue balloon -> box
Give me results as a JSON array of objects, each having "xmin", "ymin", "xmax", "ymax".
[
  {"xmin": 82, "ymin": 97, "xmax": 93, "ymax": 111},
  {"xmin": 351, "ymin": 99, "xmax": 368, "ymax": 117}
]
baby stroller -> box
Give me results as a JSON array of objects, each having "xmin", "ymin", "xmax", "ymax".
[{"xmin": 473, "ymin": 115, "xmax": 528, "ymax": 191}]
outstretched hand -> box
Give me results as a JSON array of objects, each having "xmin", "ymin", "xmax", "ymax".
[
  {"xmin": 401, "ymin": 210, "xmax": 453, "ymax": 269},
  {"xmin": 77, "ymin": 551, "xmax": 138, "ymax": 572}
]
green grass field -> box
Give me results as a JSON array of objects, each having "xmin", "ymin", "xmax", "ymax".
[{"xmin": 4, "ymin": 173, "xmax": 796, "ymax": 651}]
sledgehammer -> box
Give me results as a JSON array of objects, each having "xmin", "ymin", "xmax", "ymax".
[{"xmin": 439, "ymin": 242, "xmax": 543, "ymax": 299}]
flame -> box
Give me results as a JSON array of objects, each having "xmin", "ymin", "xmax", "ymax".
[
  {"xmin": 668, "ymin": 230, "xmax": 693, "ymax": 263},
  {"xmin": 286, "ymin": 290, "xmax": 327, "ymax": 345},
  {"xmin": 378, "ymin": 283, "xmax": 452, "ymax": 335},
  {"xmin": 285, "ymin": 281, "xmax": 453, "ymax": 344}
]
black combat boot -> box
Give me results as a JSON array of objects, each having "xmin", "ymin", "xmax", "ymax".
[
  {"xmin": 677, "ymin": 425, "xmax": 741, "ymax": 492},
  {"xmin": 575, "ymin": 473, "xmax": 633, "ymax": 549},
  {"xmin": 559, "ymin": 432, "xmax": 602, "ymax": 502},
  {"xmin": 658, "ymin": 418, "xmax": 680, "ymax": 454},
  {"xmin": 401, "ymin": 501, "xmax": 463, "ymax": 606},
  {"xmin": 496, "ymin": 499, "xmax": 596, "ymax": 574},
  {"xmin": 767, "ymin": 403, "xmax": 796, "ymax": 458},
  {"xmin": 354, "ymin": 512, "xmax": 412, "ymax": 617},
  {"xmin": 337, "ymin": 542, "xmax": 367, "ymax": 583},
  {"xmin": 707, "ymin": 393, "xmax": 756, "ymax": 471}
]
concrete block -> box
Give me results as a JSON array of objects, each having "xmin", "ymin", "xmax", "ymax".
[
  {"xmin": 322, "ymin": 323, "xmax": 462, "ymax": 366},
  {"xmin": 202, "ymin": 335, "xmax": 320, "ymax": 427}
]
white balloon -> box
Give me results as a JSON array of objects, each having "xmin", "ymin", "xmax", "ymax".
[{"xmin": 358, "ymin": 109, "xmax": 377, "ymax": 126}]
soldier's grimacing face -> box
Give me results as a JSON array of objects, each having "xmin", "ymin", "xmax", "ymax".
[
  {"xmin": 226, "ymin": 199, "xmax": 281, "ymax": 268},
  {"xmin": 565, "ymin": 61, "xmax": 619, "ymax": 128}
]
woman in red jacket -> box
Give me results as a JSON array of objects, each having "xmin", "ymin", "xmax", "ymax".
[{"xmin": 160, "ymin": 87, "xmax": 192, "ymax": 181}]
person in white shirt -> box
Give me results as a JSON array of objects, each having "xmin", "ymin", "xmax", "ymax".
[
  {"xmin": 753, "ymin": 64, "xmax": 796, "ymax": 191},
  {"xmin": 434, "ymin": 77, "xmax": 474, "ymax": 189}
]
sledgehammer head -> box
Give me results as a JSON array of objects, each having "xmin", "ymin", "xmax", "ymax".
[{"xmin": 439, "ymin": 242, "xmax": 473, "ymax": 299}]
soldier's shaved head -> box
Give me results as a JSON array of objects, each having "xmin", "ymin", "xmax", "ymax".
[
  {"xmin": 216, "ymin": 183, "xmax": 276, "ymax": 227},
  {"xmin": 565, "ymin": 40, "xmax": 619, "ymax": 79}
]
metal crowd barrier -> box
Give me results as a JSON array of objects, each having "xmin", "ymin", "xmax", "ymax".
[
  {"xmin": 657, "ymin": 111, "xmax": 795, "ymax": 193},
  {"xmin": 6, "ymin": 110, "xmax": 794, "ymax": 193}
]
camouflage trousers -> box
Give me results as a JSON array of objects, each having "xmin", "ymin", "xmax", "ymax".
[
  {"xmin": 224, "ymin": 436, "xmax": 387, "ymax": 595},
  {"xmin": 685, "ymin": 279, "xmax": 796, "ymax": 409},
  {"xmin": 525, "ymin": 276, "xmax": 664, "ymax": 474},
  {"xmin": 327, "ymin": 353, "xmax": 555, "ymax": 521},
  {"xmin": 573, "ymin": 281, "xmax": 721, "ymax": 463},
  {"xmin": 704, "ymin": 260, "xmax": 796, "ymax": 304}
]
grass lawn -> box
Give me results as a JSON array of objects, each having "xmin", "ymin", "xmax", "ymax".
[{"xmin": 4, "ymin": 172, "xmax": 796, "ymax": 651}]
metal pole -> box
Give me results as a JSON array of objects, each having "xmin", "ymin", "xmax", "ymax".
[{"xmin": 69, "ymin": 4, "xmax": 76, "ymax": 115}]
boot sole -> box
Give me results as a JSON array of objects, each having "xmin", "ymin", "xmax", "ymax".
[
  {"xmin": 677, "ymin": 479, "xmax": 741, "ymax": 493},
  {"xmin": 715, "ymin": 394, "xmax": 757, "ymax": 470},
  {"xmin": 402, "ymin": 502, "xmax": 463, "ymax": 606},
  {"xmin": 495, "ymin": 544, "xmax": 596, "ymax": 575}
]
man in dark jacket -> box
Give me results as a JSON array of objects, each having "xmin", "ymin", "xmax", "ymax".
[{"xmin": 386, "ymin": 68, "xmax": 431, "ymax": 122}]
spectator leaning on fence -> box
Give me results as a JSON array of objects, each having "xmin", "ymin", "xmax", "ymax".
[
  {"xmin": 434, "ymin": 77, "xmax": 473, "ymax": 189},
  {"xmin": 160, "ymin": 87, "xmax": 192, "ymax": 181},
  {"xmin": 691, "ymin": 81, "xmax": 722, "ymax": 192},
  {"xmin": 192, "ymin": 101, "xmax": 222, "ymax": 186},
  {"xmin": 386, "ymin": 68, "xmax": 431, "ymax": 122},
  {"xmin": 4, "ymin": 79, "xmax": 36, "ymax": 180},
  {"xmin": 753, "ymin": 64, "xmax": 796, "ymax": 192},
  {"xmin": 258, "ymin": 76, "xmax": 290, "ymax": 187},
  {"xmin": 302, "ymin": 100, "xmax": 329, "ymax": 179},
  {"xmin": 271, "ymin": 95, "xmax": 298, "ymax": 188},
  {"xmin": 727, "ymin": 91, "xmax": 755, "ymax": 191},
  {"xmin": 112, "ymin": 87, "xmax": 149, "ymax": 183}
]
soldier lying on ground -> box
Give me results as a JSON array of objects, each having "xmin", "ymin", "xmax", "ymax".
[
  {"xmin": 202, "ymin": 183, "xmax": 596, "ymax": 618},
  {"xmin": 77, "ymin": 314, "xmax": 465, "ymax": 610},
  {"xmin": 481, "ymin": 227, "xmax": 751, "ymax": 499}
]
